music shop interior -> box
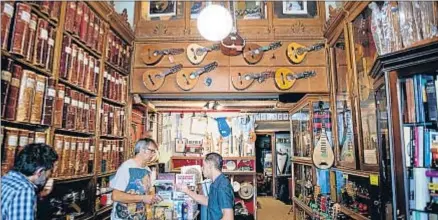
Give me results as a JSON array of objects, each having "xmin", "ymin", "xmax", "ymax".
[{"xmin": 1, "ymin": 1, "xmax": 438, "ymax": 220}]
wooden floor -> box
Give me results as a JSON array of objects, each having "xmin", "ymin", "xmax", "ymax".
[{"xmin": 257, "ymin": 197, "xmax": 293, "ymax": 220}]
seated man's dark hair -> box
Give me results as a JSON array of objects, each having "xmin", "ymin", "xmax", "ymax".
[
  {"xmin": 13, "ymin": 143, "xmax": 58, "ymax": 176},
  {"xmin": 205, "ymin": 152, "xmax": 223, "ymax": 170}
]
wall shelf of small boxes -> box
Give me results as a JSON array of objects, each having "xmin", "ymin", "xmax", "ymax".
[{"xmin": 1, "ymin": 1, "xmax": 133, "ymax": 219}]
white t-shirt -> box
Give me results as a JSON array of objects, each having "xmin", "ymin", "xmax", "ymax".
[{"xmin": 110, "ymin": 159, "xmax": 150, "ymax": 220}]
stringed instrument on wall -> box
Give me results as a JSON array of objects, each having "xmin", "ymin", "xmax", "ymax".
[
  {"xmin": 231, "ymin": 70, "xmax": 275, "ymax": 90},
  {"xmin": 242, "ymin": 41, "xmax": 282, "ymax": 64},
  {"xmin": 274, "ymin": 68, "xmax": 316, "ymax": 90},
  {"xmin": 141, "ymin": 45, "xmax": 184, "ymax": 65},
  {"xmin": 220, "ymin": 1, "xmax": 246, "ymax": 56},
  {"xmin": 286, "ymin": 42, "xmax": 324, "ymax": 64},
  {"xmin": 142, "ymin": 64, "xmax": 183, "ymax": 91},
  {"xmin": 312, "ymin": 104, "xmax": 335, "ymax": 170},
  {"xmin": 186, "ymin": 43, "xmax": 220, "ymax": 65},
  {"xmin": 176, "ymin": 62, "xmax": 218, "ymax": 91}
]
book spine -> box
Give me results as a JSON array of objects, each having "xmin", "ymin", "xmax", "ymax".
[
  {"xmin": 75, "ymin": 48, "xmax": 83, "ymax": 86},
  {"xmin": 86, "ymin": 11, "xmax": 94, "ymax": 47},
  {"xmin": 34, "ymin": 18, "xmax": 49, "ymax": 67},
  {"xmin": 93, "ymin": 17, "xmax": 100, "ymax": 51},
  {"xmin": 81, "ymin": 52, "xmax": 89, "ymax": 89},
  {"xmin": 96, "ymin": 141, "xmax": 102, "ymax": 173},
  {"xmin": 79, "ymin": 3, "xmax": 89, "ymax": 42},
  {"xmin": 35, "ymin": 132, "xmax": 45, "ymax": 144},
  {"xmin": 73, "ymin": 2, "xmax": 83, "ymax": 36},
  {"xmin": 98, "ymin": 20, "xmax": 105, "ymax": 53},
  {"xmin": 49, "ymin": 1, "xmax": 61, "ymax": 22},
  {"xmin": 1, "ymin": 128, "xmax": 19, "ymax": 174},
  {"xmin": 425, "ymin": 80, "xmax": 437, "ymax": 122},
  {"xmin": 1, "ymin": 2, "xmax": 14, "ymax": 51},
  {"xmin": 64, "ymin": 2, "xmax": 76, "ymax": 33},
  {"xmin": 60, "ymin": 136, "xmax": 71, "ymax": 177},
  {"xmin": 24, "ymin": 14, "xmax": 37, "ymax": 62},
  {"xmin": 89, "ymin": 98, "xmax": 96, "ymax": 133},
  {"xmin": 5, "ymin": 64, "xmax": 22, "ymax": 121},
  {"xmin": 103, "ymin": 69, "xmax": 108, "ymax": 98},
  {"xmin": 10, "ymin": 3, "xmax": 31, "ymax": 57},
  {"xmin": 29, "ymin": 74, "xmax": 46, "ymax": 124},
  {"xmin": 45, "ymin": 27, "xmax": 56, "ymax": 70},
  {"xmin": 39, "ymin": 1, "xmax": 50, "ymax": 15},
  {"xmin": 62, "ymin": 86, "xmax": 71, "ymax": 129},
  {"xmin": 16, "ymin": 70, "xmax": 36, "ymax": 122},
  {"xmin": 17, "ymin": 130, "xmax": 29, "ymax": 154},
  {"xmin": 1, "ymin": 59, "xmax": 13, "ymax": 117},
  {"xmin": 68, "ymin": 137, "xmax": 77, "ymax": 176},
  {"xmin": 88, "ymin": 139, "xmax": 95, "ymax": 174},
  {"xmin": 94, "ymin": 60, "xmax": 100, "ymax": 93},
  {"xmin": 60, "ymin": 35, "xmax": 72, "ymax": 79},
  {"xmin": 82, "ymin": 138, "xmax": 90, "ymax": 174},
  {"xmin": 52, "ymin": 134, "xmax": 64, "ymax": 177},
  {"xmin": 74, "ymin": 138, "xmax": 83, "ymax": 175},
  {"xmin": 86, "ymin": 56, "xmax": 95, "ymax": 92},
  {"xmin": 68, "ymin": 44, "xmax": 78, "ymax": 83},
  {"xmin": 68, "ymin": 90, "xmax": 77, "ymax": 129},
  {"xmin": 53, "ymin": 84, "xmax": 65, "ymax": 127}
]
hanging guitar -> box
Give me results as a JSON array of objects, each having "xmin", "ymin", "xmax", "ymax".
[
  {"xmin": 312, "ymin": 102, "xmax": 334, "ymax": 170},
  {"xmin": 220, "ymin": 1, "xmax": 245, "ymax": 56},
  {"xmin": 231, "ymin": 70, "xmax": 275, "ymax": 90},
  {"xmin": 242, "ymin": 41, "xmax": 282, "ymax": 64},
  {"xmin": 286, "ymin": 42, "xmax": 324, "ymax": 64},
  {"xmin": 142, "ymin": 64, "xmax": 183, "ymax": 91},
  {"xmin": 141, "ymin": 46, "xmax": 184, "ymax": 65},
  {"xmin": 274, "ymin": 68, "xmax": 316, "ymax": 90},
  {"xmin": 186, "ymin": 43, "xmax": 220, "ymax": 65},
  {"xmin": 176, "ymin": 62, "xmax": 218, "ymax": 91}
]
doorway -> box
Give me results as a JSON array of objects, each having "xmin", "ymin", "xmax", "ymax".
[{"xmin": 255, "ymin": 134, "xmax": 273, "ymax": 196}]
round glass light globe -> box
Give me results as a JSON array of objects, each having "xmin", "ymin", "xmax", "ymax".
[{"xmin": 197, "ymin": 4, "xmax": 232, "ymax": 41}]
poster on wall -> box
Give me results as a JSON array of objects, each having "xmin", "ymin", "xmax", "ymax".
[
  {"xmin": 282, "ymin": 1, "xmax": 308, "ymax": 15},
  {"xmin": 148, "ymin": 1, "xmax": 176, "ymax": 18}
]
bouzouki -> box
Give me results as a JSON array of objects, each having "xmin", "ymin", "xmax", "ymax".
[
  {"xmin": 186, "ymin": 43, "xmax": 220, "ymax": 65},
  {"xmin": 231, "ymin": 70, "xmax": 275, "ymax": 90},
  {"xmin": 274, "ymin": 68, "xmax": 316, "ymax": 90},
  {"xmin": 142, "ymin": 64, "xmax": 183, "ymax": 91},
  {"xmin": 243, "ymin": 41, "xmax": 282, "ymax": 65},
  {"xmin": 141, "ymin": 45, "xmax": 184, "ymax": 65},
  {"xmin": 176, "ymin": 62, "xmax": 218, "ymax": 91},
  {"xmin": 312, "ymin": 103, "xmax": 335, "ymax": 170},
  {"xmin": 220, "ymin": 1, "xmax": 245, "ymax": 56},
  {"xmin": 286, "ymin": 42, "xmax": 324, "ymax": 64}
]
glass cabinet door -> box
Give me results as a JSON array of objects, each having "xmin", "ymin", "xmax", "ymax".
[
  {"xmin": 331, "ymin": 28, "xmax": 357, "ymax": 168},
  {"xmin": 291, "ymin": 105, "xmax": 311, "ymax": 161},
  {"xmin": 349, "ymin": 8, "xmax": 379, "ymax": 170}
]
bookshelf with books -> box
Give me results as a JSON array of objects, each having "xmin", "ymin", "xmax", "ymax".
[{"xmin": 1, "ymin": 1, "xmax": 134, "ymax": 219}]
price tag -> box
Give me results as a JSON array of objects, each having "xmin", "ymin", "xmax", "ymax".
[
  {"xmin": 35, "ymin": 137, "xmax": 45, "ymax": 144},
  {"xmin": 30, "ymin": 20, "xmax": 37, "ymax": 30},
  {"xmin": 64, "ymin": 96, "xmax": 70, "ymax": 103},
  {"xmin": 90, "ymin": 61, "xmax": 94, "ymax": 68},
  {"xmin": 91, "ymin": 104, "xmax": 96, "ymax": 109},
  {"xmin": 21, "ymin": 11, "xmax": 30, "ymax": 22},
  {"xmin": 40, "ymin": 29, "xmax": 48, "ymax": 40},
  {"xmin": 78, "ymin": 101, "xmax": 84, "ymax": 109},
  {"xmin": 78, "ymin": 52, "xmax": 84, "ymax": 61},
  {"xmin": 120, "ymin": 111, "xmax": 124, "ymax": 115},
  {"xmin": 36, "ymin": 81, "xmax": 45, "ymax": 92},
  {"xmin": 104, "ymin": 71, "xmax": 108, "ymax": 78},
  {"xmin": 95, "ymin": 67, "xmax": 99, "ymax": 73},
  {"xmin": 84, "ymin": 104, "xmax": 90, "ymax": 110},
  {"xmin": 4, "ymin": 3, "xmax": 14, "ymax": 17},
  {"xmin": 48, "ymin": 38, "xmax": 54, "ymax": 46},
  {"xmin": 168, "ymin": 55, "xmax": 174, "ymax": 63},
  {"xmin": 370, "ymin": 174, "xmax": 379, "ymax": 186},
  {"xmin": 71, "ymin": 99, "xmax": 78, "ymax": 107},
  {"xmin": 72, "ymin": 48, "xmax": 77, "ymax": 57},
  {"xmin": 84, "ymin": 57, "xmax": 88, "ymax": 65},
  {"xmin": 56, "ymin": 139, "xmax": 63, "ymax": 148},
  {"xmin": 64, "ymin": 142, "xmax": 70, "ymax": 150},
  {"xmin": 2, "ymin": 71, "xmax": 12, "ymax": 81},
  {"xmin": 48, "ymin": 88, "xmax": 56, "ymax": 97},
  {"xmin": 71, "ymin": 143, "xmax": 76, "ymax": 150},
  {"xmin": 19, "ymin": 136, "xmax": 29, "ymax": 145},
  {"xmin": 90, "ymin": 145, "xmax": 95, "ymax": 153}
]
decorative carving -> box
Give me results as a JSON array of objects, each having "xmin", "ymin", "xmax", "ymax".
[
  {"xmin": 118, "ymin": 8, "xmax": 131, "ymax": 29},
  {"xmin": 324, "ymin": 5, "xmax": 343, "ymax": 33},
  {"xmin": 153, "ymin": 24, "xmax": 168, "ymax": 35},
  {"xmin": 274, "ymin": 25, "xmax": 321, "ymax": 39},
  {"xmin": 290, "ymin": 21, "xmax": 305, "ymax": 34}
]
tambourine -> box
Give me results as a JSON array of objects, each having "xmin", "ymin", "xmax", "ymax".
[
  {"xmin": 238, "ymin": 182, "xmax": 254, "ymax": 200},
  {"xmin": 232, "ymin": 181, "xmax": 241, "ymax": 192}
]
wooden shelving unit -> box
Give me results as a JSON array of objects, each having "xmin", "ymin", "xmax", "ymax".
[{"xmin": 0, "ymin": 2, "xmax": 134, "ymax": 220}]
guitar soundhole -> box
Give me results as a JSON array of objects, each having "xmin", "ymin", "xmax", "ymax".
[
  {"xmin": 238, "ymin": 72, "xmax": 242, "ymax": 85},
  {"xmin": 148, "ymin": 49, "xmax": 151, "ymax": 58},
  {"xmin": 191, "ymin": 48, "xmax": 197, "ymax": 60}
]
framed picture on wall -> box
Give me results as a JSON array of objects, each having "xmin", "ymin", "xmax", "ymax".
[
  {"xmin": 175, "ymin": 138, "xmax": 187, "ymax": 153},
  {"xmin": 148, "ymin": 1, "xmax": 176, "ymax": 18},
  {"xmin": 282, "ymin": 1, "xmax": 308, "ymax": 15}
]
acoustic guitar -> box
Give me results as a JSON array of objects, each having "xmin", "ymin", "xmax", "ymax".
[
  {"xmin": 274, "ymin": 68, "xmax": 316, "ymax": 90},
  {"xmin": 176, "ymin": 62, "xmax": 218, "ymax": 91},
  {"xmin": 142, "ymin": 64, "xmax": 183, "ymax": 91},
  {"xmin": 141, "ymin": 45, "xmax": 184, "ymax": 65},
  {"xmin": 186, "ymin": 43, "xmax": 220, "ymax": 65},
  {"xmin": 312, "ymin": 106, "xmax": 335, "ymax": 170},
  {"xmin": 243, "ymin": 41, "xmax": 282, "ymax": 65},
  {"xmin": 220, "ymin": 1, "xmax": 245, "ymax": 56},
  {"xmin": 286, "ymin": 42, "xmax": 324, "ymax": 64}
]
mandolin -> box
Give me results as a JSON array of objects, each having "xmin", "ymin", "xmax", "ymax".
[
  {"xmin": 286, "ymin": 42, "xmax": 324, "ymax": 64},
  {"xmin": 274, "ymin": 68, "xmax": 316, "ymax": 90},
  {"xmin": 176, "ymin": 62, "xmax": 218, "ymax": 91},
  {"xmin": 220, "ymin": 1, "xmax": 246, "ymax": 56},
  {"xmin": 231, "ymin": 70, "xmax": 275, "ymax": 90},
  {"xmin": 142, "ymin": 64, "xmax": 183, "ymax": 91},
  {"xmin": 243, "ymin": 41, "xmax": 282, "ymax": 65},
  {"xmin": 186, "ymin": 43, "xmax": 220, "ymax": 65},
  {"xmin": 141, "ymin": 45, "xmax": 184, "ymax": 65},
  {"xmin": 312, "ymin": 105, "xmax": 335, "ymax": 170}
]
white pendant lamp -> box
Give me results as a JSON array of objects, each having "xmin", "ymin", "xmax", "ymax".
[{"xmin": 197, "ymin": 4, "xmax": 232, "ymax": 41}]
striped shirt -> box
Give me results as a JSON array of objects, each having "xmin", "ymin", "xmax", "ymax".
[{"xmin": 1, "ymin": 171, "xmax": 37, "ymax": 220}]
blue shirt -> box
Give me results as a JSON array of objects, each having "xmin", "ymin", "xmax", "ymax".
[
  {"xmin": 1, "ymin": 171, "xmax": 38, "ymax": 220},
  {"xmin": 207, "ymin": 174, "xmax": 234, "ymax": 220}
]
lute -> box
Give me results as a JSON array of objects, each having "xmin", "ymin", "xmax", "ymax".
[
  {"xmin": 243, "ymin": 41, "xmax": 282, "ymax": 65},
  {"xmin": 231, "ymin": 70, "xmax": 275, "ymax": 90},
  {"xmin": 186, "ymin": 43, "xmax": 220, "ymax": 65},
  {"xmin": 274, "ymin": 68, "xmax": 316, "ymax": 90},
  {"xmin": 312, "ymin": 103, "xmax": 335, "ymax": 170},
  {"xmin": 176, "ymin": 62, "xmax": 218, "ymax": 91},
  {"xmin": 286, "ymin": 42, "xmax": 324, "ymax": 64},
  {"xmin": 141, "ymin": 45, "xmax": 184, "ymax": 65},
  {"xmin": 142, "ymin": 64, "xmax": 183, "ymax": 91}
]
